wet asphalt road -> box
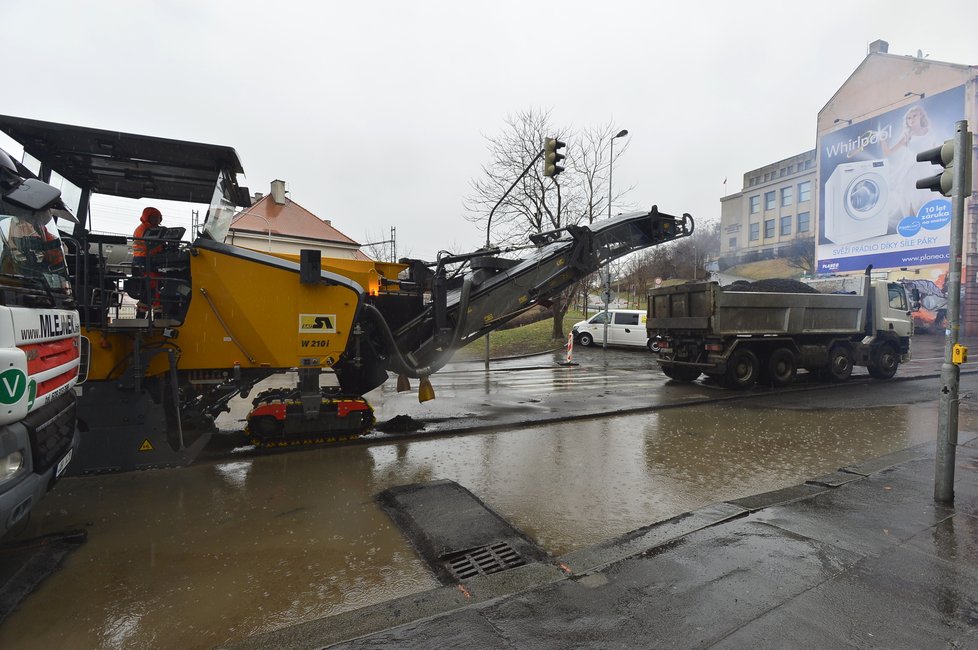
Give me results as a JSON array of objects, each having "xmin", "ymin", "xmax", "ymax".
[
  {"xmin": 214, "ymin": 333, "xmax": 973, "ymax": 447},
  {"xmin": 256, "ymin": 438, "xmax": 978, "ymax": 650},
  {"xmin": 1, "ymin": 334, "xmax": 976, "ymax": 648}
]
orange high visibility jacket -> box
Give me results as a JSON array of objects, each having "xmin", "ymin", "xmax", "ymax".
[{"xmin": 133, "ymin": 207, "xmax": 163, "ymax": 260}]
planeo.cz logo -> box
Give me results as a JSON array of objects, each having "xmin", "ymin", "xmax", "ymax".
[{"xmin": 0, "ymin": 369, "xmax": 37, "ymax": 409}]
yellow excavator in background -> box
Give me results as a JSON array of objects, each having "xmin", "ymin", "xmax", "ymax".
[{"xmin": 0, "ymin": 116, "xmax": 694, "ymax": 474}]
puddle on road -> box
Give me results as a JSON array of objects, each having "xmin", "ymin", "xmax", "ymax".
[
  {"xmin": 3, "ymin": 399, "xmax": 976, "ymax": 648},
  {"xmin": 0, "ymin": 448, "xmax": 436, "ymax": 650}
]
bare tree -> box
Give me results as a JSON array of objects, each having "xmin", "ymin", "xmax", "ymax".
[
  {"xmin": 783, "ymin": 238, "xmax": 815, "ymax": 275},
  {"xmin": 465, "ymin": 109, "xmax": 576, "ymax": 247},
  {"xmin": 620, "ymin": 219, "xmax": 721, "ymax": 292},
  {"xmin": 576, "ymin": 122, "xmax": 635, "ymax": 225},
  {"xmin": 465, "ymin": 110, "xmax": 632, "ymax": 339}
]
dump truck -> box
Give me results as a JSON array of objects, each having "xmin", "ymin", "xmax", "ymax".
[
  {"xmin": 647, "ymin": 274, "xmax": 914, "ymax": 388},
  {"xmin": 0, "ymin": 115, "xmax": 695, "ymax": 473}
]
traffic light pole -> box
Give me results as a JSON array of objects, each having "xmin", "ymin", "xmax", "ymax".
[
  {"xmin": 935, "ymin": 120, "xmax": 971, "ymax": 503},
  {"xmin": 483, "ymin": 147, "xmax": 547, "ymax": 370}
]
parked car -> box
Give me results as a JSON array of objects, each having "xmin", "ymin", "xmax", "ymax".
[{"xmin": 572, "ymin": 309, "xmax": 656, "ymax": 350}]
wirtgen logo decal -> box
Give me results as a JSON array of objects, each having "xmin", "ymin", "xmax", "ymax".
[{"xmin": 298, "ymin": 314, "xmax": 337, "ymax": 333}]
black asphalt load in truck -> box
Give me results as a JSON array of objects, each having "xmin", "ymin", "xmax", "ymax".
[{"xmin": 647, "ymin": 275, "xmax": 914, "ymax": 388}]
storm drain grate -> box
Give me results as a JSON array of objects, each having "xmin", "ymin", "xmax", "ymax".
[{"xmin": 442, "ymin": 541, "xmax": 526, "ymax": 581}]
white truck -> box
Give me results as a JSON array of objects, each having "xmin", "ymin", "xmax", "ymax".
[
  {"xmin": 647, "ymin": 275, "xmax": 914, "ymax": 388},
  {"xmin": 0, "ymin": 148, "xmax": 82, "ymax": 537}
]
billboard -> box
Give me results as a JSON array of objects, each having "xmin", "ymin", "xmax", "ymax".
[{"xmin": 816, "ymin": 85, "xmax": 965, "ymax": 274}]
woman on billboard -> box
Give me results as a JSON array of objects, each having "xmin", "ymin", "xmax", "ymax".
[{"xmin": 882, "ymin": 105, "xmax": 941, "ymax": 231}]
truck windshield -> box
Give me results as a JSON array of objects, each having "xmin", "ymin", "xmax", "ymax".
[{"xmin": 0, "ymin": 211, "xmax": 72, "ymax": 292}]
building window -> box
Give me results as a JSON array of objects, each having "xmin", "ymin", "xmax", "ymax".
[
  {"xmin": 749, "ymin": 196, "xmax": 760, "ymax": 214},
  {"xmin": 764, "ymin": 219, "xmax": 775, "ymax": 238},
  {"xmin": 788, "ymin": 164, "xmax": 795, "ymax": 174},
  {"xmin": 798, "ymin": 211, "xmax": 810, "ymax": 232},
  {"xmin": 764, "ymin": 191, "xmax": 775, "ymax": 211},
  {"xmin": 729, "ymin": 237, "xmax": 737, "ymax": 248},
  {"xmin": 781, "ymin": 186, "xmax": 793, "ymax": 207},
  {"xmin": 780, "ymin": 215, "xmax": 792, "ymax": 236},
  {"xmin": 749, "ymin": 223, "xmax": 760, "ymax": 241},
  {"xmin": 780, "ymin": 168, "xmax": 787, "ymax": 177},
  {"xmin": 798, "ymin": 180, "xmax": 811, "ymax": 202},
  {"xmin": 804, "ymin": 159, "xmax": 813, "ymax": 170}
]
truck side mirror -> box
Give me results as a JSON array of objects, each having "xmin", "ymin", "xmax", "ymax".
[{"xmin": 910, "ymin": 287, "xmax": 921, "ymax": 311}]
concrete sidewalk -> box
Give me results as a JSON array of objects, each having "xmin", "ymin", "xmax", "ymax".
[{"xmin": 228, "ymin": 435, "xmax": 978, "ymax": 649}]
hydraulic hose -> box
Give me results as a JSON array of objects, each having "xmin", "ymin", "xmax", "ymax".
[{"xmin": 362, "ymin": 275, "xmax": 472, "ymax": 379}]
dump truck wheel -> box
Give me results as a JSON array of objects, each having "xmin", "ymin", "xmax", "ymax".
[
  {"xmin": 766, "ymin": 348, "xmax": 797, "ymax": 387},
  {"xmin": 725, "ymin": 348, "xmax": 759, "ymax": 389},
  {"xmin": 826, "ymin": 346, "xmax": 853, "ymax": 382},
  {"xmin": 868, "ymin": 345, "xmax": 899, "ymax": 379}
]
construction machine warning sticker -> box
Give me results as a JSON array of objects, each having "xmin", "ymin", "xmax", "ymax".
[
  {"xmin": 139, "ymin": 439, "xmax": 154, "ymax": 451},
  {"xmin": 299, "ymin": 314, "xmax": 337, "ymax": 334}
]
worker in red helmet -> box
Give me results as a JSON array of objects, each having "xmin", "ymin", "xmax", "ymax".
[
  {"xmin": 132, "ymin": 206, "xmax": 163, "ymax": 268},
  {"xmin": 132, "ymin": 207, "xmax": 163, "ymax": 316}
]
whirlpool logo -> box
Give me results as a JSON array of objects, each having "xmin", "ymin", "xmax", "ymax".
[{"xmin": 825, "ymin": 124, "xmax": 893, "ymax": 159}]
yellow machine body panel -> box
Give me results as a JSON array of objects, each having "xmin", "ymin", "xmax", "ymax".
[
  {"xmin": 82, "ymin": 327, "xmax": 136, "ymax": 381},
  {"xmin": 174, "ymin": 247, "xmax": 362, "ymax": 371},
  {"xmin": 84, "ymin": 246, "xmax": 364, "ymax": 380},
  {"xmin": 270, "ymin": 253, "xmax": 406, "ymax": 297}
]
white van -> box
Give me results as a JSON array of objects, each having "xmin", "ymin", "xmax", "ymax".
[{"xmin": 571, "ymin": 309, "xmax": 654, "ymax": 350}]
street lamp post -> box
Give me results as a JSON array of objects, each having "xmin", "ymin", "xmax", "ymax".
[
  {"xmin": 251, "ymin": 214, "xmax": 272, "ymax": 251},
  {"xmin": 603, "ymin": 129, "xmax": 628, "ymax": 349}
]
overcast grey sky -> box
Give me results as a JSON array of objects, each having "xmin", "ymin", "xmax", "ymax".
[{"xmin": 3, "ymin": 0, "xmax": 976, "ymax": 260}]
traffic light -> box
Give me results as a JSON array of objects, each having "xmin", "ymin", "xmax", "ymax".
[
  {"xmin": 915, "ymin": 139, "xmax": 956, "ymax": 196},
  {"xmin": 543, "ymin": 138, "xmax": 566, "ymax": 177}
]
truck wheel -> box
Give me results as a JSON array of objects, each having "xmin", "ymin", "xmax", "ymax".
[
  {"xmin": 766, "ymin": 348, "xmax": 797, "ymax": 387},
  {"xmin": 868, "ymin": 345, "xmax": 899, "ymax": 379},
  {"xmin": 725, "ymin": 349, "xmax": 759, "ymax": 389},
  {"xmin": 826, "ymin": 346, "xmax": 853, "ymax": 382},
  {"xmin": 662, "ymin": 365, "xmax": 701, "ymax": 382},
  {"xmin": 579, "ymin": 332, "xmax": 594, "ymax": 347}
]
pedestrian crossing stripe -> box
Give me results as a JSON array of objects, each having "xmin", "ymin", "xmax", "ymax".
[{"xmin": 139, "ymin": 439, "xmax": 154, "ymax": 452}]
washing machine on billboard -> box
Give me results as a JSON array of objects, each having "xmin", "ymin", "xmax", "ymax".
[{"xmin": 823, "ymin": 159, "xmax": 893, "ymax": 244}]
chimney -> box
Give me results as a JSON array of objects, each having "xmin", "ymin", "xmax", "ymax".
[
  {"xmin": 252, "ymin": 192, "xmax": 264, "ymax": 203},
  {"xmin": 868, "ymin": 39, "xmax": 889, "ymax": 55},
  {"xmin": 324, "ymin": 219, "xmax": 331, "ymax": 226},
  {"xmin": 270, "ymin": 180, "xmax": 287, "ymax": 205}
]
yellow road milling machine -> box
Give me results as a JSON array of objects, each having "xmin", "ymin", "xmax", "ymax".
[{"xmin": 0, "ymin": 116, "xmax": 693, "ymax": 474}]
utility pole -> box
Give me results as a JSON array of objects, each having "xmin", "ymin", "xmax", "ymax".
[
  {"xmin": 603, "ymin": 129, "xmax": 628, "ymax": 349},
  {"xmin": 918, "ymin": 120, "xmax": 973, "ymax": 503},
  {"xmin": 483, "ymin": 141, "xmax": 558, "ymax": 370}
]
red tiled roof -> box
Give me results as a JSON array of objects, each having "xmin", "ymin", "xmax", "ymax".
[{"xmin": 229, "ymin": 194, "xmax": 360, "ymax": 245}]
